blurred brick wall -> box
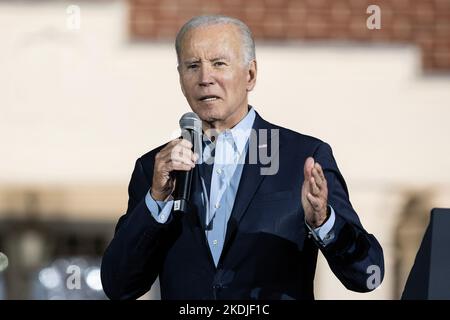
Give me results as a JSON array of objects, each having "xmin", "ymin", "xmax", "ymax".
[{"xmin": 129, "ymin": 0, "xmax": 450, "ymax": 71}]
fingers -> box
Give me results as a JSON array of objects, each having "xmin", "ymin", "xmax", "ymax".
[
  {"xmin": 168, "ymin": 160, "xmax": 195, "ymax": 171},
  {"xmin": 311, "ymin": 163, "xmax": 326, "ymax": 190},
  {"xmin": 309, "ymin": 177, "xmax": 320, "ymax": 196},
  {"xmin": 303, "ymin": 159, "xmax": 327, "ymax": 205},
  {"xmin": 166, "ymin": 139, "xmax": 197, "ymax": 161},
  {"xmin": 302, "ymin": 159, "xmax": 328, "ymax": 225},
  {"xmin": 304, "ymin": 158, "xmax": 326, "ymax": 192},
  {"xmin": 152, "ymin": 138, "xmax": 197, "ymax": 200},
  {"xmin": 155, "ymin": 138, "xmax": 199, "ymax": 173},
  {"xmin": 159, "ymin": 138, "xmax": 193, "ymax": 158},
  {"xmin": 169, "ymin": 147, "xmax": 195, "ymax": 165},
  {"xmin": 303, "ymin": 157, "xmax": 314, "ymax": 180},
  {"xmin": 314, "ymin": 162, "xmax": 326, "ymax": 182},
  {"xmin": 306, "ymin": 192, "xmax": 322, "ymax": 211}
]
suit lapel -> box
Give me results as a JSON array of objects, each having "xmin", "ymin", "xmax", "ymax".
[{"xmin": 220, "ymin": 112, "xmax": 281, "ymax": 262}]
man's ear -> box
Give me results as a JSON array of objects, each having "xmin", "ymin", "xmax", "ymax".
[
  {"xmin": 246, "ymin": 60, "xmax": 257, "ymax": 92},
  {"xmin": 178, "ymin": 65, "xmax": 187, "ymax": 97}
]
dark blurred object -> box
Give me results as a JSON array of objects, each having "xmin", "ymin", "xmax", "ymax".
[
  {"xmin": 394, "ymin": 191, "xmax": 432, "ymax": 298},
  {"xmin": 402, "ymin": 208, "xmax": 450, "ymax": 299}
]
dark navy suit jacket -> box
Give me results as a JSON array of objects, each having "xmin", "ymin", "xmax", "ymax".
[{"xmin": 101, "ymin": 111, "xmax": 384, "ymax": 300}]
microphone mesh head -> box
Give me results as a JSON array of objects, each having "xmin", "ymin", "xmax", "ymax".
[{"xmin": 179, "ymin": 112, "xmax": 202, "ymax": 132}]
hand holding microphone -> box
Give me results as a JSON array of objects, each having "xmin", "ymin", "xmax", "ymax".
[
  {"xmin": 151, "ymin": 138, "xmax": 198, "ymax": 201},
  {"xmin": 151, "ymin": 113, "xmax": 202, "ymax": 212}
]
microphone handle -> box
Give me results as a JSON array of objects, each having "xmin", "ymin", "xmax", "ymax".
[{"xmin": 173, "ymin": 129, "xmax": 195, "ymax": 214}]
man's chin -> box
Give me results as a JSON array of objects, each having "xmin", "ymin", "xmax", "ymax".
[{"xmin": 191, "ymin": 108, "xmax": 221, "ymax": 123}]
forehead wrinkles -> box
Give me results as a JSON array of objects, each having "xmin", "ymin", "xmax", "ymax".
[{"xmin": 181, "ymin": 25, "xmax": 243, "ymax": 61}]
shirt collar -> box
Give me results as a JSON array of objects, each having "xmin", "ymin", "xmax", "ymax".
[
  {"xmin": 229, "ymin": 106, "xmax": 255, "ymax": 155},
  {"xmin": 203, "ymin": 106, "xmax": 255, "ymax": 157}
]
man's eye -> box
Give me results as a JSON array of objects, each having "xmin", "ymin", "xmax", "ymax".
[
  {"xmin": 187, "ymin": 64, "xmax": 198, "ymax": 69},
  {"xmin": 214, "ymin": 61, "xmax": 226, "ymax": 67}
]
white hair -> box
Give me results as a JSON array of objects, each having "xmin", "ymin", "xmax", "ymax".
[{"xmin": 175, "ymin": 15, "xmax": 256, "ymax": 66}]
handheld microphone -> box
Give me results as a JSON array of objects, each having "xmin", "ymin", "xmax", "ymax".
[{"xmin": 173, "ymin": 112, "xmax": 202, "ymax": 214}]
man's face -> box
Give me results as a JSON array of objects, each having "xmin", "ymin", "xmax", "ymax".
[{"xmin": 178, "ymin": 24, "xmax": 257, "ymax": 131}]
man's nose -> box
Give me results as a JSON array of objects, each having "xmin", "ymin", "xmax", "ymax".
[{"xmin": 199, "ymin": 65, "xmax": 215, "ymax": 87}]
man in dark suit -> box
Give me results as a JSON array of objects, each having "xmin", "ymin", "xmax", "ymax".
[{"xmin": 101, "ymin": 15, "xmax": 384, "ymax": 300}]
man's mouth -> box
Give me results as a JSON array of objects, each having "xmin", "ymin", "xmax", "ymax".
[{"xmin": 199, "ymin": 95, "xmax": 220, "ymax": 102}]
